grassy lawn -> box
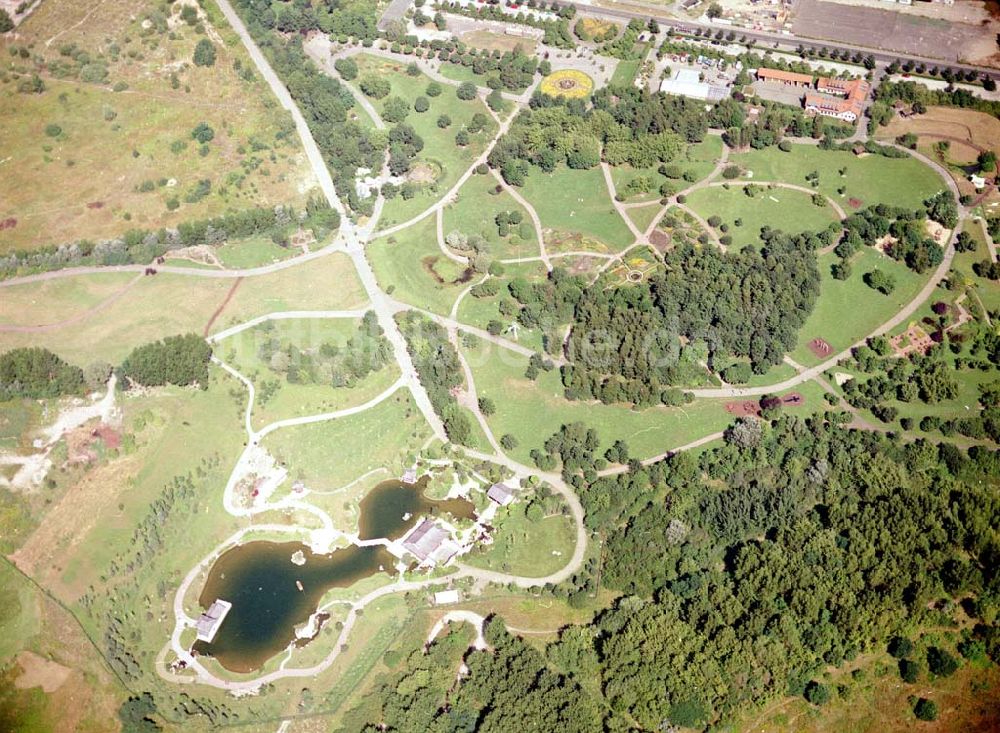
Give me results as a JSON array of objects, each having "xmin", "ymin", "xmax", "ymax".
[
  {"xmin": 215, "ymin": 234, "xmax": 307, "ymax": 269},
  {"xmin": 353, "ymin": 55, "xmax": 497, "ymax": 228},
  {"xmin": 368, "ymin": 214, "xmax": 471, "ymax": 315},
  {"xmin": 0, "ymin": 0, "xmax": 316, "ymax": 253},
  {"xmin": 685, "ymin": 185, "xmax": 841, "ymax": 249},
  {"xmin": 220, "ymin": 317, "xmax": 402, "ymax": 429},
  {"xmin": 0, "ymin": 271, "xmax": 137, "ymax": 327},
  {"xmin": 443, "ymin": 173, "xmax": 539, "ymax": 259},
  {"xmin": 262, "ymin": 389, "xmax": 432, "ymax": 491},
  {"xmin": 683, "ymin": 135, "xmax": 725, "ymax": 183},
  {"xmin": 732, "ymin": 144, "xmax": 946, "ymax": 210},
  {"xmin": 462, "ymin": 341, "xmax": 737, "ymax": 464},
  {"xmin": 607, "ymin": 136, "xmax": 723, "ymax": 206},
  {"xmin": 455, "ymin": 262, "xmax": 550, "ymax": 352},
  {"xmin": 608, "ymin": 163, "xmax": 665, "ymax": 204},
  {"xmin": 790, "ymin": 248, "xmax": 934, "ymax": 367},
  {"xmin": 463, "ymin": 507, "xmax": 577, "ymax": 577},
  {"xmin": 958, "ymin": 219, "xmax": 999, "ymax": 312},
  {"xmin": 15, "ymin": 374, "xmax": 248, "ymax": 601},
  {"xmin": 626, "ymin": 203, "xmax": 663, "ymax": 233},
  {"xmin": 0, "ymin": 253, "xmax": 367, "ymax": 364},
  {"xmin": 609, "ymin": 58, "xmax": 641, "ymax": 87},
  {"xmin": 520, "ymin": 165, "xmax": 634, "ymax": 250}
]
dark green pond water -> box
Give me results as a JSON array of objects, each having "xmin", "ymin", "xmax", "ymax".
[{"xmin": 192, "ymin": 478, "xmax": 474, "ymax": 673}]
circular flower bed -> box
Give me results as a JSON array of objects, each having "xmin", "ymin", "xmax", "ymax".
[{"xmin": 539, "ymin": 69, "xmax": 595, "ymax": 99}]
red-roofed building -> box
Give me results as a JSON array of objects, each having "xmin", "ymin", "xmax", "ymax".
[
  {"xmin": 755, "ymin": 67, "xmax": 814, "ymax": 87},
  {"xmin": 805, "ymin": 78, "xmax": 870, "ymax": 122}
]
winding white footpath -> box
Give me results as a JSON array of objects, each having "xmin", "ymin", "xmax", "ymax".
[
  {"xmin": 6, "ymin": 0, "xmax": 973, "ymax": 698},
  {"xmin": 159, "ymin": 0, "xmax": 589, "ymax": 694}
]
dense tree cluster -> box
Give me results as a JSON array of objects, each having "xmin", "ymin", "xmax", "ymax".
[
  {"xmin": 120, "ymin": 334, "xmax": 212, "ymax": 389},
  {"xmin": 396, "ymin": 312, "xmax": 473, "ymax": 445},
  {"xmin": 0, "ymin": 347, "xmax": 86, "ymax": 400},
  {"xmin": 584, "ymin": 417, "xmax": 999, "ymax": 726},
  {"xmin": 838, "ymin": 203, "xmax": 945, "ymax": 275},
  {"xmin": 563, "ymin": 231, "xmax": 820, "ymax": 405},
  {"xmin": 442, "ymin": 47, "xmax": 539, "ymax": 92},
  {"xmin": 596, "ymin": 19, "xmax": 646, "ymax": 60},
  {"xmin": 338, "ymin": 414, "xmax": 1000, "ymax": 730},
  {"xmin": 489, "ymin": 86, "xmax": 709, "ymax": 185},
  {"xmin": 874, "ymin": 80, "xmax": 1000, "ymax": 122},
  {"xmin": 339, "ymin": 616, "xmax": 602, "ymax": 732}
]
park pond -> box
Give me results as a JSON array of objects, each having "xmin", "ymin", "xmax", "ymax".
[{"xmin": 192, "ymin": 477, "xmax": 474, "ymax": 672}]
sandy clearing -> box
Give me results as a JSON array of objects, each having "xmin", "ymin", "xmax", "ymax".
[{"xmin": 14, "ymin": 650, "xmax": 73, "ymax": 693}]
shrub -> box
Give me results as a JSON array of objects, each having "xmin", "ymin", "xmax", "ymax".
[
  {"xmin": 888, "ymin": 636, "xmax": 914, "ymax": 659},
  {"xmin": 926, "ymin": 647, "xmax": 958, "ymax": 677},
  {"xmin": 864, "ymin": 269, "xmax": 896, "ymax": 295},
  {"xmin": 426, "ymin": 81, "xmax": 442, "ymax": 97},
  {"xmin": 913, "ymin": 698, "xmax": 938, "ymax": 721},
  {"xmin": 382, "ymin": 96, "xmax": 410, "ymax": 123},
  {"xmin": 803, "ymin": 681, "xmax": 830, "ymax": 706},
  {"xmin": 437, "ymin": 114, "xmax": 452, "ymax": 129},
  {"xmin": 0, "ymin": 9, "xmax": 13, "ymax": 33},
  {"xmin": 359, "ymin": 74, "xmax": 391, "ymax": 99},
  {"xmin": 414, "ymin": 96, "xmax": 429, "ymax": 113},
  {"xmin": 721, "ymin": 362, "xmax": 752, "ymax": 384},
  {"xmin": 721, "ymin": 164, "xmax": 741, "ymax": 179},
  {"xmin": 334, "ymin": 57, "xmax": 358, "ymax": 80},
  {"xmin": 44, "ymin": 123, "xmax": 62, "ymax": 138},
  {"xmin": 193, "ymin": 38, "xmax": 216, "ymax": 67},
  {"xmin": 191, "ymin": 122, "xmax": 214, "ymax": 143},
  {"xmin": 456, "ymin": 81, "xmax": 477, "ymax": 100},
  {"xmin": 899, "ymin": 658, "xmax": 921, "ymax": 683}
]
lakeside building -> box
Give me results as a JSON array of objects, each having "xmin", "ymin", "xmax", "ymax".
[
  {"xmin": 402, "ymin": 519, "xmax": 460, "ymax": 566},
  {"xmin": 195, "ymin": 599, "xmax": 232, "ymax": 643},
  {"xmin": 487, "ymin": 483, "xmax": 517, "ymax": 506}
]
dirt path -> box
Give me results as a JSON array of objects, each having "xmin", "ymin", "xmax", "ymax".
[
  {"xmin": 0, "ymin": 274, "xmax": 143, "ymax": 333},
  {"xmin": 489, "ymin": 168, "xmax": 552, "ymax": 270},
  {"xmin": 601, "ymin": 162, "xmax": 646, "ymax": 243},
  {"xmin": 202, "ymin": 277, "xmax": 244, "ymax": 337}
]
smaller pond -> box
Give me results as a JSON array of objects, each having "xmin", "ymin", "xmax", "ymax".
[
  {"xmin": 358, "ymin": 476, "xmax": 476, "ymax": 540},
  {"xmin": 192, "ymin": 477, "xmax": 475, "ymax": 673}
]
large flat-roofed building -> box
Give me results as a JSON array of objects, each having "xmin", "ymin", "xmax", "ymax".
[
  {"xmin": 659, "ymin": 68, "xmax": 729, "ymax": 102},
  {"xmin": 195, "ymin": 599, "xmax": 232, "ymax": 643}
]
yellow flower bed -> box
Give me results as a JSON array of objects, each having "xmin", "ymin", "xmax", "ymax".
[{"xmin": 539, "ymin": 69, "xmax": 595, "ymax": 99}]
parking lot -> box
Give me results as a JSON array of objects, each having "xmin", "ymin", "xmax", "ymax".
[{"xmin": 792, "ymin": 0, "xmax": 998, "ymax": 65}]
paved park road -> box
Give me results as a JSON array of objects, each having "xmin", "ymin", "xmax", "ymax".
[{"xmin": 214, "ymin": 0, "xmax": 446, "ymax": 441}]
